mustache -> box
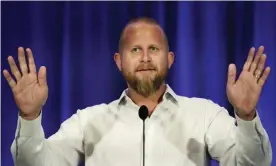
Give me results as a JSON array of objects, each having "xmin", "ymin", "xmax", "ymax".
[{"xmin": 136, "ymin": 64, "xmax": 157, "ymax": 71}]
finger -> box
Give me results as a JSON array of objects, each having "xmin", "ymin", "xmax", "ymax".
[
  {"xmin": 249, "ymin": 46, "xmax": 264, "ymax": 73},
  {"xmin": 26, "ymin": 48, "xmax": 37, "ymax": 73},
  {"xmin": 254, "ymin": 54, "xmax": 266, "ymax": 78},
  {"xmin": 227, "ymin": 64, "xmax": 237, "ymax": 86},
  {"xmin": 258, "ymin": 67, "xmax": 271, "ymax": 87},
  {"xmin": 243, "ymin": 47, "xmax": 255, "ymax": 71},
  {"xmin": 38, "ymin": 66, "xmax": 47, "ymax": 86},
  {"xmin": 7, "ymin": 56, "xmax": 22, "ymax": 81},
  {"xmin": 18, "ymin": 47, "xmax": 28, "ymax": 74},
  {"xmin": 3, "ymin": 69, "xmax": 16, "ymax": 89}
]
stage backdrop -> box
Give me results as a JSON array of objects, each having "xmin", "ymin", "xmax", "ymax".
[{"xmin": 1, "ymin": 1, "xmax": 276, "ymax": 166}]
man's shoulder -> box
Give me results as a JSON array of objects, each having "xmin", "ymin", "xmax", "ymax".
[
  {"xmin": 75, "ymin": 98, "xmax": 122, "ymax": 117},
  {"xmin": 175, "ymin": 94, "xmax": 227, "ymax": 116},
  {"xmin": 175, "ymin": 94, "xmax": 214, "ymax": 107}
]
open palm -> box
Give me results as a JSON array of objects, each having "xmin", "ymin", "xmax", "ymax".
[
  {"xmin": 3, "ymin": 47, "xmax": 48, "ymax": 120},
  {"xmin": 227, "ymin": 46, "xmax": 271, "ymax": 119}
]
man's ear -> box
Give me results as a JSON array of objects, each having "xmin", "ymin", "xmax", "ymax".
[
  {"xmin": 114, "ymin": 53, "xmax": 122, "ymax": 71},
  {"xmin": 168, "ymin": 51, "xmax": 174, "ymax": 69}
]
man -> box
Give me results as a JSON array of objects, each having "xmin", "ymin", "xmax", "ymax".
[{"xmin": 4, "ymin": 17, "xmax": 272, "ymax": 166}]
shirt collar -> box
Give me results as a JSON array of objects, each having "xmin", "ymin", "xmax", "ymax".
[{"xmin": 117, "ymin": 84, "xmax": 179, "ymax": 106}]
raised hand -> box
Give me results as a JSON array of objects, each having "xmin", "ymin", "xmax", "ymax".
[
  {"xmin": 3, "ymin": 47, "xmax": 48, "ymax": 120},
  {"xmin": 226, "ymin": 46, "xmax": 271, "ymax": 120}
]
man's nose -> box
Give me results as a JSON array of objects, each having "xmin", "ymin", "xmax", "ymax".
[{"xmin": 141, "ymin": 50, "xmax": 151, "ymax": 62}]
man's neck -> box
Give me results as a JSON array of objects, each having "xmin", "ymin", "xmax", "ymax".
[{"xmin": 127, "ymin": 84, "xmax": 167, "ymax": 115}]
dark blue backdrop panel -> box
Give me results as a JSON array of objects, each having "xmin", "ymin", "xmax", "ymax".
[{"xmin": 2, "ymin": 1, "xmax": 276, "ymax": 166}]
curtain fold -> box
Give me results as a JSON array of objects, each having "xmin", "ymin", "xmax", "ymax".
[{"xmin": 2, "ymin": 1, "xmax": 276, "ymax": 166}]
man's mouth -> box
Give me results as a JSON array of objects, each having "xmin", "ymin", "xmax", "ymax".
[{"xmin": 136, "ymin": 69, "xmax": 156, "ymax": 72}]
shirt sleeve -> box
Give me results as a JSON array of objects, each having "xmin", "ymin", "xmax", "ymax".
[
  {"xmin": 10, "ymin": 110, "xmax": 84, "ymax": 166},
  {"xmin": 204, "ymin": 101, "xmax": 272, "ymax": 166}
]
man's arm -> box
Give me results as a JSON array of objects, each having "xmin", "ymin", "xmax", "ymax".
[
  {"xmin": 11, "ymin": 110, "xmax": 84, "ymax": 166},
  {"xmin": 204, "ymin": 102, "xmax": 272, "ymax": 166}
]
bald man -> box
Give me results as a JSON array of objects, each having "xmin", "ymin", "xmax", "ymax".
[{"xmin": 5, "ymin": 17, "xmax": 272, "ymax": 166}]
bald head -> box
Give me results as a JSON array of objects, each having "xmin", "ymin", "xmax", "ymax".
[{"xmin": 118, "ymin": 17, "xmax": 169, "ymax": 54}]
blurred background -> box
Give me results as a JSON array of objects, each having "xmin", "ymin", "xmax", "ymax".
[{"xmin": 1, "ymin": 1, "xmax": 276, "ymax": 166}]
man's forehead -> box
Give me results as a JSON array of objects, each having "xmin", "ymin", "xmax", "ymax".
[
  {"xmin": 118, "ymin": 21, "xmax": 169, "ymax": 52},
  {"xmin": 122, "ymin": 22, "xmax": 165, "ymax": 41},
  {"xmin": 124, "ymin": 22, "xmax": 163, "ymax": 35}
]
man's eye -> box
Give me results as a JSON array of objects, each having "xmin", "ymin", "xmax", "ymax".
[
  {"xmin": 131, "ymin": 48, "xmax": 141, "ymax": 53},
  {"xmin": 149, "ymin": 47, "xmax": 159, "ymax": 52}
]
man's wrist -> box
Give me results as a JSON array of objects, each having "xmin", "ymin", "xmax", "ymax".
[
  {"xmin": 236, "ymin": 109, "xmax": 256, "ymax": 121},
  {"xmin": 19, "ymin": 110, "xmax": 41, "ymax": 120}
]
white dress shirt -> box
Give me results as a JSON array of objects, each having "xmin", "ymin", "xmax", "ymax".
[{"xmin": 11, "ymin": 84, "xmax": 272, "ymax": 166}]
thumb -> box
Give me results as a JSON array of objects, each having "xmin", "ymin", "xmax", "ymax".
[
  {"xmin": 38, "ymin": 66, "xmax": 47, "ymax": 86},
  {"xmin": 227, "ymin": 64, "xmax": 236, "ymax": 86}
]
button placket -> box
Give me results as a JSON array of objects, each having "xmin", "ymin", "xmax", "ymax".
[{"xmin": 145, "ymin": 118, "xmax": 150, "ymax": 163}]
